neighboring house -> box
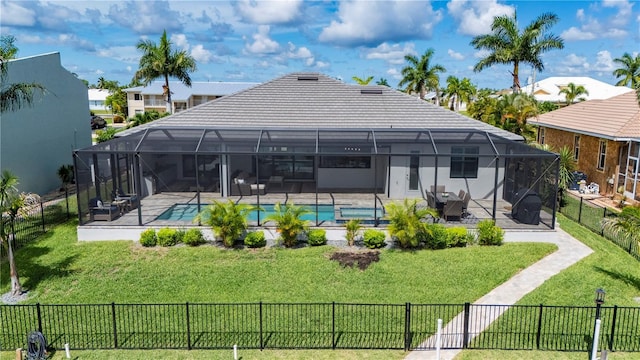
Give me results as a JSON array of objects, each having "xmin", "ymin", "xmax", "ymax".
[
  {"xmin": 530, "ymin": 91, "xmax": 640, "ymax": 201},
  {"xmin": 88, "ymin": 89, "xmax": 111, "ymax": 112},
  {"xmin": 521, "ymin": 76, "xmax": 633, "ymax": 104},
  {"xmin": 123, "ymin": 81, "xmax": 259, "ymax": 118},
  {"xmin": 1, "ymin": 52, "xmax": 92, "ymax": 195},
  {"xmin": 75, "ymin": 72, "xmax": 557, "ymax": 229}
]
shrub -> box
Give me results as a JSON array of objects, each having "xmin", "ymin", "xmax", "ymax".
[
  {"xmin": 307, "ymin": 229, "xmax": 327, "ymax": 246},
  {"xmin": 157, "ymin": 227, "xmax": 179, "ymax": 247},
  {"xmin": 344, "ymin": 219, "xmax": 362, "ymax": 246},
  {"xmin": 446, "ymin": 226, "xmax": 473, "ymax": 248},
  {"xmin": 95, "ymin": 127, "xmax": 116, "ymax": 143},
  {"xmin": 113, "ymin": 114, "xmax": 124, "ymax": 123},
  {"xmin": 244, "ymin": 231, "xmax": 266, "ymax": 248},
  {"xmin": 195, "ymin": 200, "xmax": 255, "ymax": 247},
  {"xmin": 476, "ymin": 220, "xmax": 504, "ymax": 246},
  {"xmin": 139, "ymin": 228, "xmax": 157, "ymax": 247},
  {"xmin": 385, "ymin": 199, "xmax": 439, "ymax": 249},
  {"xmin": 264, "ymin": 202, "xmax": 311, "ymax": 247},
  {"xmin": 363, "ymin": 229, "xmax": 386, "ymax": 249},
  {"xmin": 182, "ymin": 228, "xmax": 205, "ymax": 246},
  {"xmin": 423, "ymin": 223, "xmax": 448, "ymax": 249}
]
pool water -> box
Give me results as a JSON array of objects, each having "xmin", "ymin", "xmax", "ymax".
[
  {"xmin": 156, "ymin": 204, "xmax": 335, "ymax": 222},
  {"xmin": 340, "ymin": 207, "xmax": 384, "ymax": 219}
]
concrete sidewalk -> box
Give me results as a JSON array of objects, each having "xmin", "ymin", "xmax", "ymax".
[{"xmin": 405, "ymin": 227, "xmax": 594, "ymax": 360}]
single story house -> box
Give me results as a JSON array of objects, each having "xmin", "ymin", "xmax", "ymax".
[
  {"xmin": 2, "ymin": 52, "xmax": 91, "ymax": 195},
  {"xmin": 74, "ymin": 73, "xmax": 559, "ymax": 233},
  {"xmin": 530, "ymin": 91, "xmax": 640, "ymax": 201},
  {"xmin": 124, "ymin": 81, "xmax": 260, "ymax": 118},
  {"xmin": 88, "ymin": 89, "xmax": 111, "ymax": 112},
  {"xmin": 521, "ymin": 76, "xmax": 633, "ymax": 104}
]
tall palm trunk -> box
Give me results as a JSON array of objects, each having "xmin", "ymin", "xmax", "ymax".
[
  {"xmin": 512, "ymin": 62, "xmax": 521, "ymax": 93},
  {"xmin": 7, "ymin": 222, "xmax": 22, "ymax": 295},
  {"xmin": 164, "ymin": 74, "xmax": 171, "ymax": 114}
]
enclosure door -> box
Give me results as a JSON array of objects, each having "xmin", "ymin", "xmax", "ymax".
[{"xmin": 406, "ymin": 151, "xmax": 421, "ymax": 195}]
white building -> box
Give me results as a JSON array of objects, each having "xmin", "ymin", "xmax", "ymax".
[
  {"xmin": 522, "ymin": 76, "xmax": 633, "ymax": 103},
  {"xmin": 88, "ymin": 89, "xmax": 111, "ymax": 112}
]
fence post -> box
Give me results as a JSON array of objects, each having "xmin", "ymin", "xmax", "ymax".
[
  {"xmin": 259, "ymin": 301, "xmax": 263, "ymax": 350},
  {"xmin": 185, "ymin": 302, "xmax": 191, "ymax": 350},
  {"xmin": 462, "ymin": 303, "xmax": 470, "ymax": 349},
  {"xmin": 40, "ymin": 202, "xmax": 45, "ymax": 232},
  {"xmin": 111, "ymin": 302, "xmax": 118, "ymax": 348},
  {"xmin": 36, "ymin": 303, "xmax": 42, "ymax": 333},
  {"xmin": 536, "ymin": 304, "xmax": 543, "ymax": 350},
  {"xmin": 608, "ymin": 305, "xmax": 618, "ymax": 352},
  {"xmin": 602, "ymin": 208, "xmax": 607, "ymax": 236},
  {"xmin": 332, "ymin": 302, "xmax": 336, "ymax": 350},
  {"xmin": 578, "ymin": 197, "xmax": 583, "ymax": 224},
  {"xmin": 404, "ymin": 303, "xmax": 411, "ymax": 351}
]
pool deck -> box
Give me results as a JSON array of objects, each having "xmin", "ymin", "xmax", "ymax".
[{"xmin": 78, "ymin": 191, "xmax": 555, "ymax": 241}]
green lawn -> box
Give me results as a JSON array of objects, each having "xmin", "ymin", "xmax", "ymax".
[
  {"xmin": 456, "ymin": 349, "xmax": 637, "ymax": 359},
  {"xmin": 1, "ymin": 221, "xmax": 555, "ymax": 305}
]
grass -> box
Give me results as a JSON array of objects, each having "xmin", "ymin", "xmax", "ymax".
[
  {"xmin": 456, "ymin": 349, "xmax": 638, "ymax": 359},
  {"xmin": 561, "ymin": 194, "xmax": 612, "ymax": 236},
  {"xmin": 0, "ymin": 221, "xmax": 555, "ymax": 305}
]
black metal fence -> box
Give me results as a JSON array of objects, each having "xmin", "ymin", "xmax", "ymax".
[
  {"xmin": 1, "ymin": 302, "xmax": 639, "ymax": 352},
  {"xmin": 1, "ymin": 196, "xmax": 72, "ymax": 258},
  {"xmin": 560, "ymin": 194, "xmax": 640, "ymax": 261}
]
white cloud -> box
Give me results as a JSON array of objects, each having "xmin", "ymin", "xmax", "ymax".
[
  {"xmin": 603, "ymin": 0, "xmax": 633, "ymax": 27},
  {"xmin": 108, "ymin": 1, "xmax": 182, "ymax": 34},
  {"xmin": 564, "ymin": 54, "xmax": 588, "ymax": 67},
  {"xmin": 447, "ymin": 49, "xmax": 464, "ymax": 60},
  {"xmin": 191, "ymin": 44, "xmax": 214, "ymax": 63},
  {"xmin": 315, "ymin": 61, "xmax": 330, "ymax": 69},
  {"xmin": 561, "ymin": 27, "xmax": 597, "ymax": 41},
  {"xmin": 365, "ymin": 43, "xmax": 416, "ymax": 65},
  {"xmin": 244, "ymin": 25, "xmax": 280, "ymax": 54},
  {"xmin": 561, "ymin": 2, "xmax": 630, "ymax": 41},
  {"xmin": 319, "ymin": 1, "xmax": 442, "ymax": 46},
  {"xmin": 171, "ymin": 34, "xmax": 189, "ymax": 51},
  {"xmin": 576, "ymin": 9, "xmax": 585, "ymax": 21},
  {"xmin": 447, "ymin": 0, "xmax": 514, "ymax": 36},
  {"xmin": 473, "ymin": 49, "xmax": 490, "ymax": 59},
  {"xmin": 387, "ymin": 68, "xmax": 401, "ymax": 80},
  {"xmin": 594, "ymin": 50, "xmax": 614, "ymax": 72},
  {"xmin": 96, "ymin": 46, "xmax": 140, "ymax": 63},
  {"xmin": 0, "ymin": 2, "xmax": 36, "ymax": 26},
  {"xmin": 95, "ymin": 69, "xmax": 105, "ymax": 75},
  {"xmin": 235, "ymin": 0, "xmax": 303, "ymax": 24}
]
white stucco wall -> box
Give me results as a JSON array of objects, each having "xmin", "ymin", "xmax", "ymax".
[{"xmin": 1, "ymin": 52, "xmax": 91, "ymax": 195}]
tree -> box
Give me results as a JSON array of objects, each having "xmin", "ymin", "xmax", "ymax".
[
  {"xmin": 0, "ymin": 37, "xmax": 46, "ymax": 113},
  {"xmin": 602, "ymin": 206, "xmax": 640, "ymax": 248},
  {"xmin": 264, "ymin": 202, "xmax": 311, "ymax": 248},
  {"xmin": 376, "ymin": 78, "xmax": 390, "ymax": 87},
  {"xmin": 0, "ymin": 171, "xmax": 40, "ymax": 296},
  {"xmin": 195, "ymin": 200, "xmax": 256, "ymax": 247},
  {"xmin": 133, "ymin": 30, "xmax": 197, "ymax": 114},
  {"xmin": 443, "ymin": 76, "xmax": 477, "ymax": 111},
  {"xmin": 352, "ymin": 76, "xmax": 374, "ymax": 85},
  {"xmin": 558, "ymin": 82, "xmax": 589, "ymax": 105},
  {"xmin": 471, "ymin": 12, "xmax": 564, "ymax": 93},
  {"xmin": 385, "ymin": 198, "xmax": 439, "ymax": 249},
  {"xmin": 493, "ymin": 93, "xmax": 538, "ymax": 141},
  {"xmin": 467, "ymin": 88, "xmax": 498, "ymax": 122},
  {"xmin": 105, "ymin": 88, "xmax": 127, "ymax": 116},
  {"xmin": 612, "ymin": 52, "xmax": 640, "ymax": 89},
  {"xmin": 398, "ymin": 48, "xmax": 446, "ymax": 105}
]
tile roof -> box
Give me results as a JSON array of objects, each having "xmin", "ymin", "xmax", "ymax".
[
  {"xmin": 530, "ymin": 91, "xmax": 640, "ymax": 140},
  {"xmin": 124, "ymin": 81, "xmax": 260, "ymax": 101},
  {"xmin": 521, "ymin": 76, "xmax": 633, "ymax": 103},
  {"xmin": 118, "ymin": 72, "xmax": 523, "ymax": 140}
]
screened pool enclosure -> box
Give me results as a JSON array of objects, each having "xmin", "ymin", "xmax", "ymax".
[{"xmin": 74, "ymin": 127, "xmax": 560, "ymax": 229}]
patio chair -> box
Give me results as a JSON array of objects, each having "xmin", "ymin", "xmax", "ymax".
[
  {"xmin": 89, "ymin": 197, "xmax": 119, "ymax": 221},
  {"xmin": 112, "ymin": 188, "xmax": 139, "ymax": 210},
  {"xmin": 426, "ymin": 191, "xmax": 436, "ymax": 208},
  {"xmin": 462, "ymin": 192, "xmax": 471, "ymax": 218},
  {"xmin": 442, "ymin": 199, "xmax": 463, "ymax": 221},
  {"xmin": 458, "ymin": 189, "xmax": 466, "ymax": 200},
  {"xmin": 430, "ymin": 185, "xmax": 445, "ymax": 193}
]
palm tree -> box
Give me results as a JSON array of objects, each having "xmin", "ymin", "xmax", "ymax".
[
  {"xmin": 97, "ymin": 76, "xmax": 107, "ymax": 90},
  {"xmin": 385, "ymin": 198, "xmax": 439, "ymax": 249},
  {"xmin": 133, "ymin": 30, "xmax": 197, "ymax": 114},
  {"xmin": 352, "ymin": 76, "xmax": 374, "ymax": 85},
  {"xmin": 376, "ymin": 78, "xmax": 390, "ymax": 87},
  {"xmin": 558, "ymin": 82, "xmax": 589, "ymax": 105},
  {"xmin": 495, "ymin": 93, "xmax": 538, "ymax": 140},
  {"xmin": 195, "ymin": 200, "xmax": 256, "ymax": 247},
  {"xmin": 264, "ymin": 202, "xmax": 311, "ymax": 247},
  {"xmin": 612, "ymin": 52, "xmax": 640, "ymax": 89},
  {"xmin": 444, "ymin": 76, "xmax": 477, "ymax": 111},
  {"xmin": 471, "ymin": 12, "xmax": 564, "ymax": 93},
  {"xmin": 0, "ymin": 171, "xmax": 40, "ymax": 296},
  {"xmin": 1, "ymin": 37, "xmax": 46, "ymax": 114},
  {"xmin": 398, "ymin": 48, "xmax": 446, "ymax": 105},
  {"xmin": 602, "ymin": 206, "xmax": 640, "ymax": 250}
]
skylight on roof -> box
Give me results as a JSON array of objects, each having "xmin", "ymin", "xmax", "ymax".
[
  {"xmin": 360, "ymin": 89, "xmax": 383, "ymax": 95},
  {"xmin": 297, "ymin": 75, "xmax": 318, "ymax": 81}
]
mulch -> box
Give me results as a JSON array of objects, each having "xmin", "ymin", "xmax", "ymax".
[{"xmin": 330, "ymin": 250, "xmax": 380, "ymax": 270}]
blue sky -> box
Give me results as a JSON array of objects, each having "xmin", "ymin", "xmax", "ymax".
[{"xmin": 1, "ymin": 0, "xmax": 638, "ymax": 90}]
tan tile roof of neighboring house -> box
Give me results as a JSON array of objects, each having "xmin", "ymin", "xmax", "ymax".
[{"xmin": 530, "ymin": 91, "xmax": 640, "ymax": 140}]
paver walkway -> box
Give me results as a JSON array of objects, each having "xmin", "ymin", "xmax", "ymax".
[{"xmin": 404, "ymin": 226, "xmax": 594, "ymax": 360}]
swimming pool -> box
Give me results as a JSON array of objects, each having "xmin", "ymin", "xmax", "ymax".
[
  {"xmin": 340, "ymin": 207, "xmax": 384, "ymax": 219},
  {"xmin": 156, "ymin": 204, "xmax": 335, "ymax": 222}
]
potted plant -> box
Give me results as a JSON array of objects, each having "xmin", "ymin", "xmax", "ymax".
[{"xmin": 264, "ymin": 202, "xmax": 311, "ymax": 247}]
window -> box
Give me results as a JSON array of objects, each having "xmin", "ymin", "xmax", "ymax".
[
  {"xmin": 538, "ymin": 127, "xmax": 545, "ymax": 144},
  {"xmin": 598, "ymin": 140, "xmax": 607, "ymax": 170},
  {"xmin": 409, "ymin": 152, "xmax": 419, "ymax": 190},
  {"xmin": 450, "ymin": 147, "xmax": 479, "ymax": 178},
  {"xmin": 134, "ymin": 93, "xmax": 142, "ymax": 101},
  {"xmin": 319, "ymin": 156, "xmax": 371, "ymax": 168},
  {"xmin": 573, "ymin": 135, "xmax": 580, "ymax": 161}
]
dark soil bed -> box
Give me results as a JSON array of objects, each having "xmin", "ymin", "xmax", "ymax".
[{"xmin": 330, "ymin": 250, "xmax": 380, "ymax": 270}]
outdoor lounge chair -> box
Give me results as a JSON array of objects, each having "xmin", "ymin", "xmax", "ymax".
[
  {"xmin": 426, "ymin": 191, "xmax": 436, "ymax": 208},
  {"xmin": 111, "ymin": 188, "xmax": 139, "ymax": 210},
  {"xmin": 430, "ymin": 185, "xmax": 445, "ymax": 193},
  {"xmin": 462, "ymin": 192, "xmax": 471, "ymax": 218},
  {"xmin": 89, "ymin": 197, "xmax": 119, "ymax": 221}
]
